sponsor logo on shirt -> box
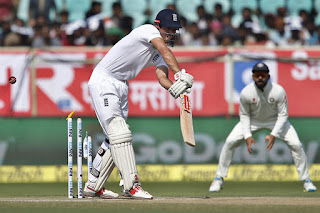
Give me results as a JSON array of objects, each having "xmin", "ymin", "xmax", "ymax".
[{"xmin": 152, "ymin": 54, "xmax": 159, "ymax": 63}]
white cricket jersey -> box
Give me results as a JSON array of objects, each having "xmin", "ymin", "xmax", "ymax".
[
  {"xmin": 95, "ymin": 24, "xmax": 168, "ymax": 80},
  {"xmin": 239, "ymin": 81, "xmax": 288, "ymax": 139}
]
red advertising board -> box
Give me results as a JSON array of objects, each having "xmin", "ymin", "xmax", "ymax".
[
  {"xmin": 276, "ymin": 50, "xmax": 320, "ymax": 117},
  {"xmin": 0, "ymin": 48, "xmax": 319, "ymax": 117},
  {"xmin": 130, "ymin": 54, "xmax": 227, "ymax": 116}
]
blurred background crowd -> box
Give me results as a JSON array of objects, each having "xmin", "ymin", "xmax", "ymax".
[{"xmin": 1, "ymin": 0, "xmax": 320, "ymax": 48}]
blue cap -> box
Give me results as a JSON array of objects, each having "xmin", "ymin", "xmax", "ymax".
[{"xmin": 154, "ymin": 9, "xmax": 181, "ymax": 28}]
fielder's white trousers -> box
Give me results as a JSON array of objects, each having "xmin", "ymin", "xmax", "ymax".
[{"xmin": 216, "ymin": 121, "xmax": 310, "ymax": 181}]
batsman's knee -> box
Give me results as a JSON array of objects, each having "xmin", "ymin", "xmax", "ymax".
[{"xmin": 107, "ymin": 117, "xmax": 132, "ymax": 145}]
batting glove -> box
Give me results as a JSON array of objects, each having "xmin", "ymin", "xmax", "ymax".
[
  {"xmin": 174, "ymin": 69, "xmax": 194, "ymax": 88},
  {"xmin": 168, "ymin": 80, "xmax": 188, "ymax": 99}
]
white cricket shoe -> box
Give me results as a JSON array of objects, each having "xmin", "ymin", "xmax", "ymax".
[
  {"xmin": 209, "ymin": 176, "xmax": 224, "ymax": 192},
  {"xmin": 83, "ymin": 182, "xmax": 119, "ymax": 199},
  {"xmin": 304, "ymin": 179, "xmax": 317, "ymax": 192},
  {"xmin": 129, "ymin": 183, "xmax": 153, "ymax": 199}
]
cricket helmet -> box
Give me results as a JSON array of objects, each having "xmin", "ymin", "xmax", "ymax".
[
  {"xmin": 154, "ymin": 9, "xmax": 182, "ymax": 28},
  {"xmin": 154, "ymin": 9, "xmax": 181, "ymax": 46}
]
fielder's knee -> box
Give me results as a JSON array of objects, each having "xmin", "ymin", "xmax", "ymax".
[
  {"xmin": 225, "ymin": 137, "xmax": 242, "ymax": 150},
  {"xmin": 289, "ymin": 143, "xmax": 303, "ymax": 153}
]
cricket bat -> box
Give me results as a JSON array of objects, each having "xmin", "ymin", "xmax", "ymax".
[{"xmin": 179, "ymin": 94, "xmax": 195, "ymax": 147}]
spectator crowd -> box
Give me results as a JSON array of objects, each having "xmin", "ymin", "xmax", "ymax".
[{"xmin": 1, "ymin": 0, "xmax": 320, "ymax": 48}]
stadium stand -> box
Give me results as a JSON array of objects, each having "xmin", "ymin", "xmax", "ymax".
[
  {"xmin": 121, "ymin": 0, "xmax": 147, "ymax": 18},
  {"xmin": 65, "ymin": 0, "xmax": 92, "ymax": 21},
  {"xmin": 95, "ymin": 0, "xmax": 118, "ymax": 18},
  {"xmin": 176, "ymin": 0, "xmax": 202, "ymax": 22},
  {"xmin": 3, "ymin": 0, "xmax": 320, "ymax": 47},
  {"xmin": 203, "ymin": 0, "xmax": 231, "ymax": 14},
  {"xmin": 16, "ymin": 0, "xmax": 29, "ymax": 23},
  {"xmin": 315, "ymin": 0, "xmax": 320, "ymax": 25},
  {"xmin": 231, "ymin": 0, "xmax": 258, "ymax": 15},
  {"xmin": 287, "ymin": 0, "xmax": 313, "ymax": 16},
  {"xmin": 54, "ymin": 0, "xmax": 64, "ymax": 12},
  {"xmin": 259, "ymin": 0, "xmax": 286, "ymax": 15},
  {"xmin": 121, "ymin": 0, "xmax": 148, "ymax": 28},
  {"xmin": 149, "ymin": 0, "xmax": 174, "ymax": 22}
]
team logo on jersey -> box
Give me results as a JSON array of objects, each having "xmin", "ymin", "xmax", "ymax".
[
  {"xmin": 172, "ymin": 14, "xmax": 177, "ymax": 22},
  {"xmin": 252, "ymin": 98, "xmax": 257, "ymax": 104},
  {"xmin": 104, "ymin": 98, "xmax": 109, "ymax": 106},
  {"xmin": 152, "ymin": 54, "xmax": 159, "ymax": 63}
]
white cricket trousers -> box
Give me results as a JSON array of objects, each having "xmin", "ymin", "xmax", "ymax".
[
  {"xmin": 88, "ymin": 68, "xmax": 129, "ymax": 138},
  {"xmin": 87, "ymin": 68, "xmax": 129, "ymax": 183},
  {"xmin": 216, "ymin": 121, "xmax": 310, "ymax": 181}
]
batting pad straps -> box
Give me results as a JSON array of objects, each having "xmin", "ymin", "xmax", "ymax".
[
  {"xmin": 94, "ymin": 148, "xmax": 115, "ymax": 192},
  {"xmin": 108, "ymin": 117, "xmax": 132, "ymax": 144}
]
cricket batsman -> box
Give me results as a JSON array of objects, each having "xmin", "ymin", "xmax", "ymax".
[{"xmin": 83, "ymin": 9, "xmax": 194, "ymax": 199}]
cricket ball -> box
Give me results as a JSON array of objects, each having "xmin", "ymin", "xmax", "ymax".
[{"xmin": 9, "ymin": 76, "xmax": 16, "ymax": 84}]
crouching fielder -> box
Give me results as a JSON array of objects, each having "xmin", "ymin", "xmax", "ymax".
[
  {"xmin": 83, "ymin": 9, "xmax": 193, "ymax": 199},
  {"xmin": 209, "ymin": 62, "xmax": 317, "ymax": 193}
]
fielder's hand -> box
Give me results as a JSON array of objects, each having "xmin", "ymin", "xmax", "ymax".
[
  {"xmin": 174, "ymin": 69, "xmax": 194, "ymax": 88},
  {"xmin": 264, "ymin": 135, "xmax": 275, "ymax": 151},
  {"xmin": 246, "ymin": 137, "xmax": 256, "ymax": 154}
]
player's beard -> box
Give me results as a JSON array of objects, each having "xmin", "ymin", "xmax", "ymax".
[
  {"xmin": 161, "ymin": 32, "xmax": 180, "ymax": 47},
  {"xmin": 255, "ymin": 80, "xmax": 267, "ymax": 90}
]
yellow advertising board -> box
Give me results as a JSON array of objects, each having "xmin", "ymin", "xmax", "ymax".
[{"xmin": 1, "ymin": 164, "xmax": 320, "ymax": 183}]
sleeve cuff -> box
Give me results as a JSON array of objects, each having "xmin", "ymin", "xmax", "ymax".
[
  {"xmin": 270, "ymin": 131, "xmax": 279, "ymax": 138},
  {"xmin": 244, "ymin": 133, "xmax": 252, "ymax": 140}
]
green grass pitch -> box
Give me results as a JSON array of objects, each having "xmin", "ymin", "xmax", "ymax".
[{"xmin": 0, "ymin": 182, "xmax": 319, "ymax": 213}]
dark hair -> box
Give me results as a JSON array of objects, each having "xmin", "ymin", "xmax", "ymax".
[{"xmin": 112, "ymin": 2, "xmax": 121, "ymax": 9}]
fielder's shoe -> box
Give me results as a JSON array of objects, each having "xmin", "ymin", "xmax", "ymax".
[
  {"xmin": 129, "ymin": 183, "xmax": 153, "ymax": 199},
  {"xmin": 83, "ymin": 182, "xmax": 119, "ymax": 199},
  {"xmin": 304, "ymin": 179, "xmax": 317, "ymax": 192},
  {"xmin": 209, "ymin": 176, "xmax": 224, "ymax": 192}
]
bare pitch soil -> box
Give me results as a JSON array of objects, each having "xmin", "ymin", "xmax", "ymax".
[
  {"xmin": 1, "ymin": 183, "xmax": 319, "ymax": 212},
  {"xmin": 1, "ymin": 196, "xmax": 320, "ymax": 205}
]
